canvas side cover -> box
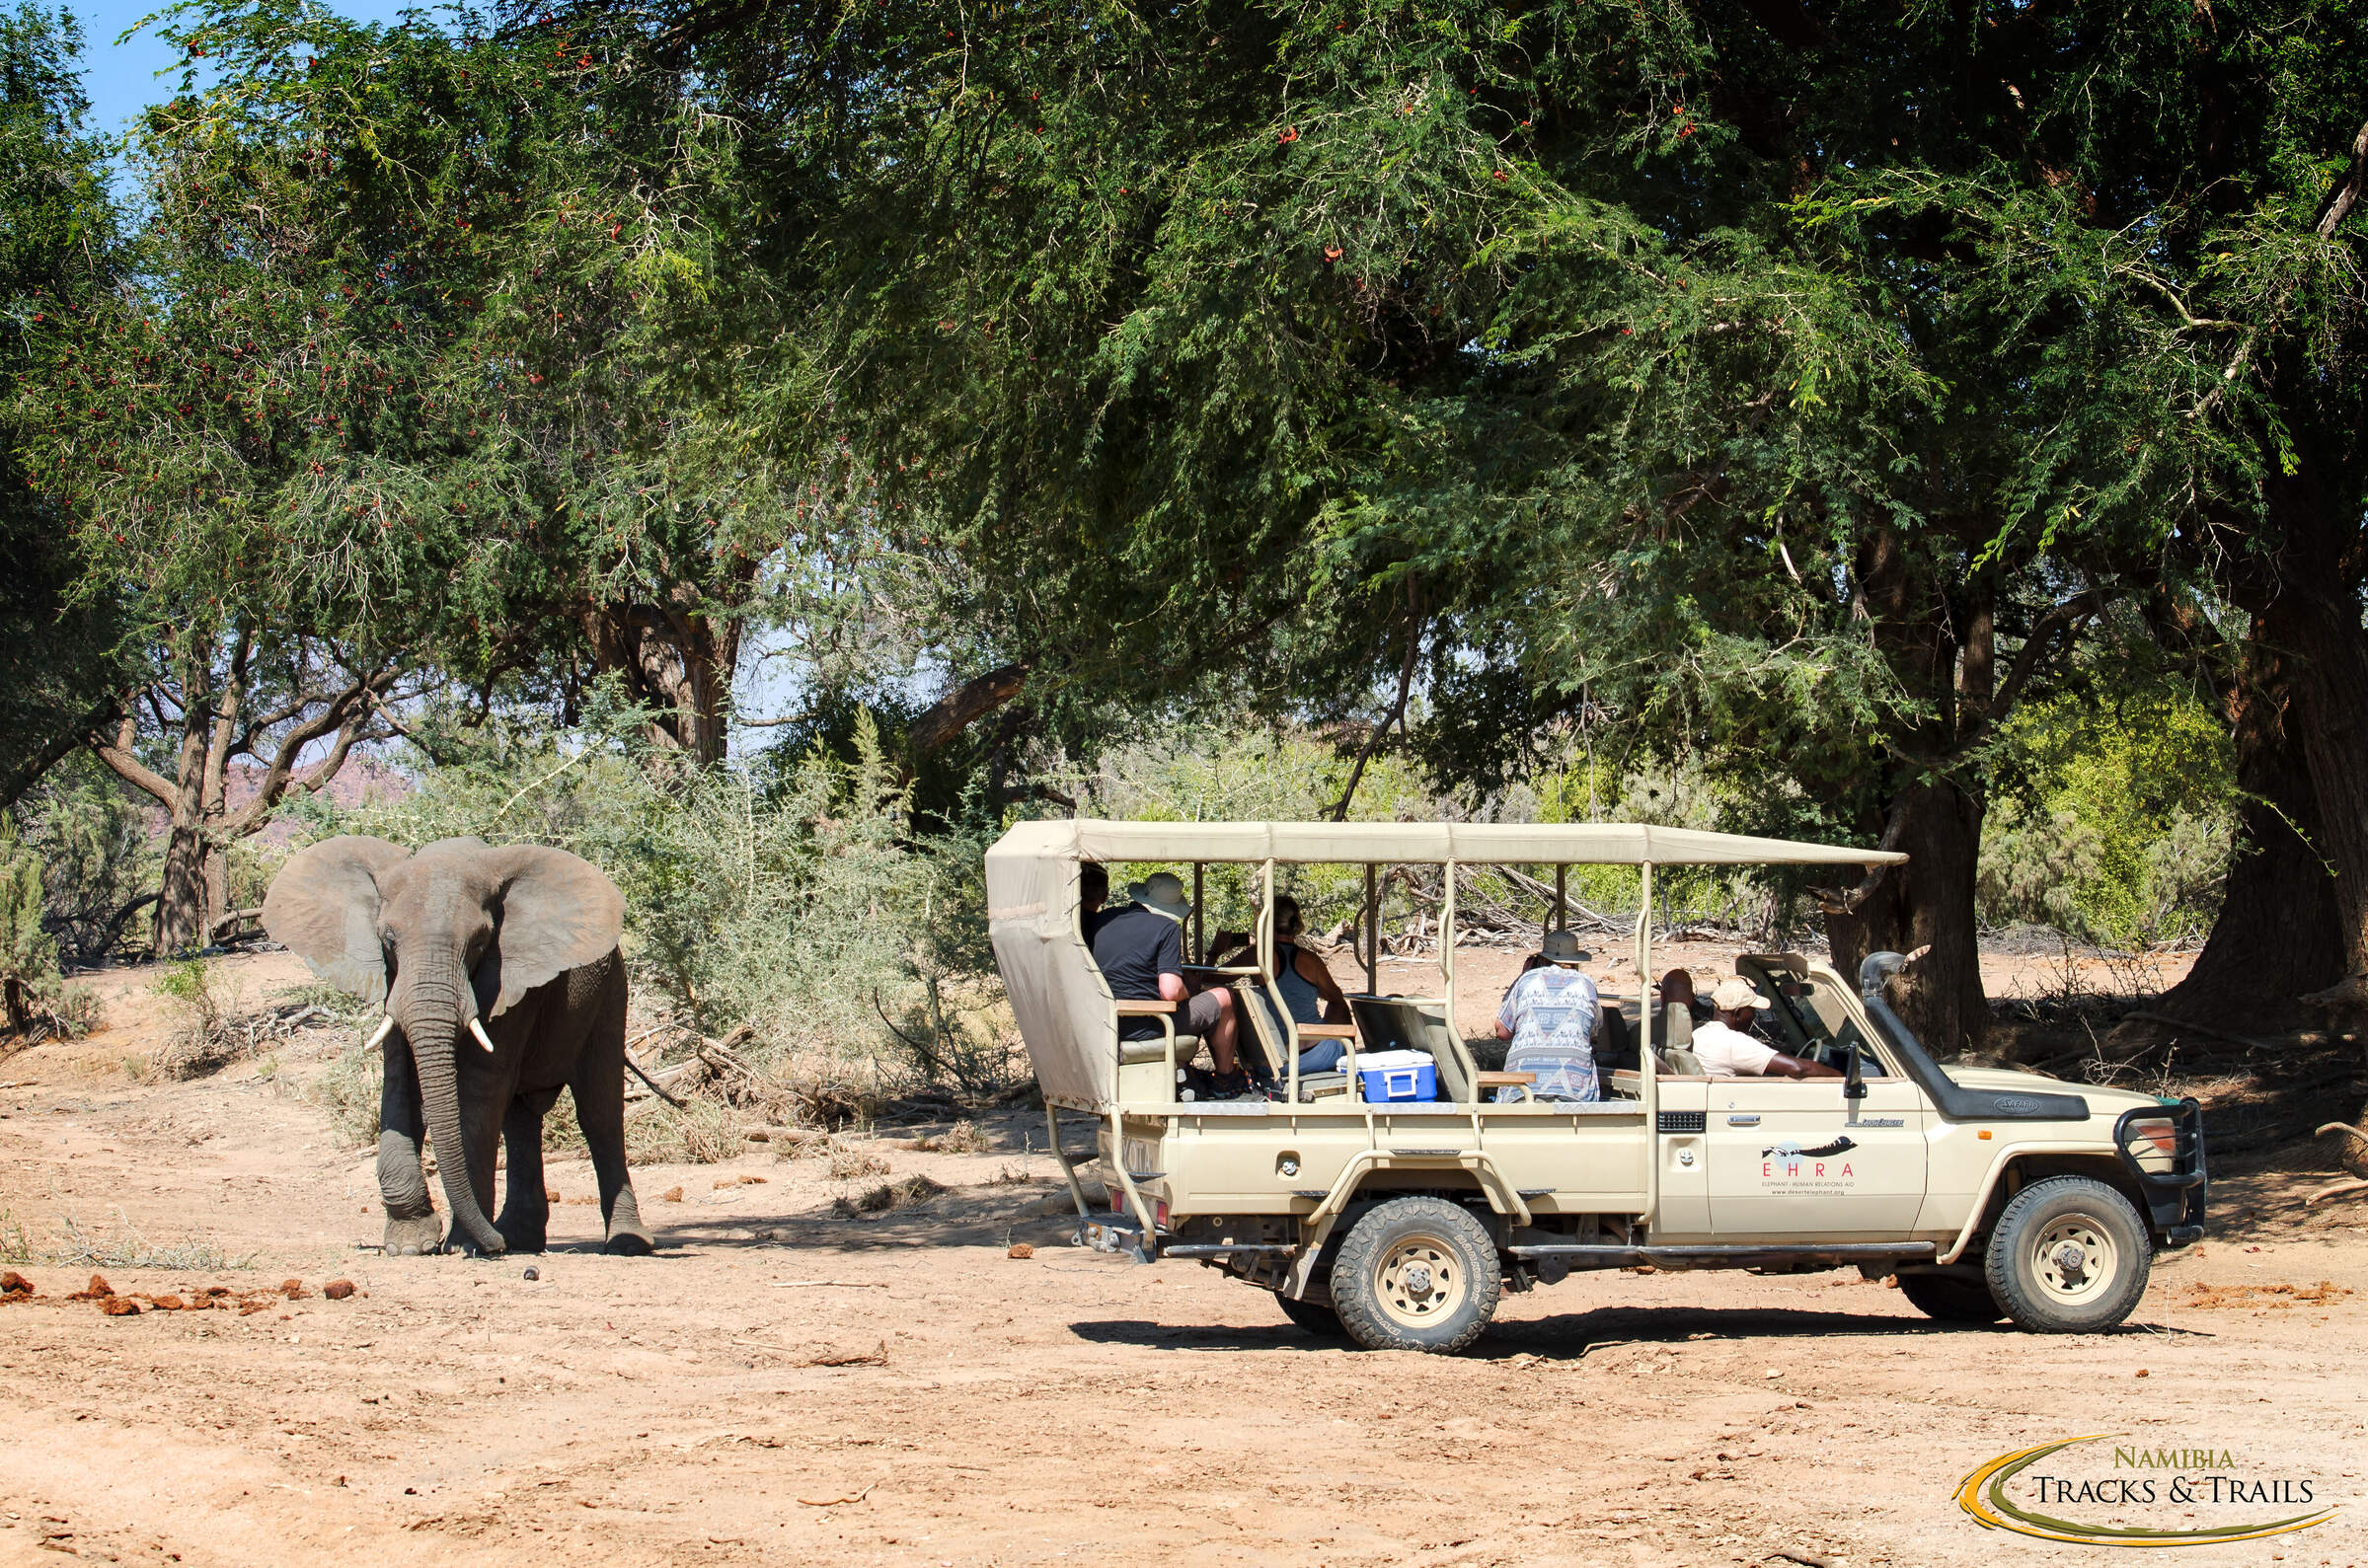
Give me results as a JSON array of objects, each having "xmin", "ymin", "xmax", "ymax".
[{"xmin": 986, "ymin": 821, "xmax": 1116, "ymax": 1111}]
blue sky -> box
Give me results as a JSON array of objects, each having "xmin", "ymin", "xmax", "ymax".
[{"xmin": 64, "ymin": 1, "xmax": 414, "ymax": 138}]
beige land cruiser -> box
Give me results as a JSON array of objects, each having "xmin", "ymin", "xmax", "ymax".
[{"xmin": 987, "ymin": 820, "xmax": 2207, "ymax": 1354}]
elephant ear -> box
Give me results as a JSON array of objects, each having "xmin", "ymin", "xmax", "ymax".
[
  {"xmin": 262, "ymin": 836, "xmax": 413, "ymax": 1008},
  {"xmin": 484, "ymin": 845, "xmax": 624, "ymax": 1016}
]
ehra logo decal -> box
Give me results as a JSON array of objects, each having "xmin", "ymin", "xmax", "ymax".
[{"xmin": 1763, "ymin": 1135, "xmax": 1858, "ymax": 1180}]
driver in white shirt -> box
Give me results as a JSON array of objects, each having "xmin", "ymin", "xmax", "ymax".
[{"xmin": 1689, "ymin": 977, "xmax": 1843, "ymax": 1080}]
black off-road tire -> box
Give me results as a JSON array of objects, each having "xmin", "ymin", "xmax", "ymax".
[
  {"xmin": 1331, "ymin": 1196, "xmax": 1501, "ymax": 1354},
  {"xmin": 1896, "ymin": 1270, "xmax": 2006, "ymax": 1324},
  {"xmin": 1272, "ymin": 1293, "xmax": 1344, "ymax": 1337},
  {"xmin": 1984, "ymin": 1175, "xmax": 2151, "ymax": 1333}
]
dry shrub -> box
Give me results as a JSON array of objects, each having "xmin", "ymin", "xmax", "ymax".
[
  {"xmin": 313, "ymin": 1037, "xmax": 385, "ymax": 1147},
  {"xmin": 916, "ymin": 1120, "xmax": 988, "ymax": 1154},
  {"xmin": 833, "ymin": 1172, "xmax": 947, "ymax": 1218},
  {"xmin": 151, "ymin": 958, "xmax": 248, "ymax": 1080},
  {"xmin": 828, "ymin": 1141, "xmax": 890, "ymax": 1180}
]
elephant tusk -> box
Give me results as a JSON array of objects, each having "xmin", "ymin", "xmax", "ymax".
[
  {"xmin": 468, "ymin": 1017, "xmax": 496, "ymax": 1053},
  {"xmin": 363, "ymin": 1014, "xmax": 396, "ymax": 1050}
]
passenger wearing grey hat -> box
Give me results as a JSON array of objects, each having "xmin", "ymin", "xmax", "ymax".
[{"xmin": 1491, "ymin": 928, "xmax": 1602, "ymax": 1102}]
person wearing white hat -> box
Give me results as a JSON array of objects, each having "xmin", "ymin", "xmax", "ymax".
[
  {"xmin": 1490, "ymin": 928, "xmax": 1602, "ymax": 1102},
  {"xmin": 1087, "ymin": 869, "xmax": 1244, "ymax": 1089},
  {"xmin": 1688, "ymin": 976, "xmax": 1842, "ymax": 1079}
]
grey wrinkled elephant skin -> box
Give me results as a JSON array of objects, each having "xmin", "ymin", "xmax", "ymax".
[{"xmin": 263, "ymin": 835, "xmax": 653, "ymax": 1258}]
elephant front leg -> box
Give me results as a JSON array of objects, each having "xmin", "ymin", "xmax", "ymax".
[
  {"xmin": 377, "ymin": 1036, "xmax": 444, "ymax": 1256},
  {"xmin": 496, "ymin": 1087, "xmax": 561, "ymax": 1254},
  {"xmin": 571, "ymin": 980, "xmax": 652, "ymax": 1256}
]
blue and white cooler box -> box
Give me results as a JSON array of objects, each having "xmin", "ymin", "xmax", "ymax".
[{"xmin": 1355, "ymin": 1048, "xmax": 1438, "ymax": 1103}]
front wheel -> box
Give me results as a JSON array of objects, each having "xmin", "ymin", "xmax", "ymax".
[
  {"xmin": 1984, "ymin": 1176, "xmax": 2151, "ymax": 1333},
  {"xmin": 1331, "ymin": 1196, "xmax": 1501, "ymax": 1354}
]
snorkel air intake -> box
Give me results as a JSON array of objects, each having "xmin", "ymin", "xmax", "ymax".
[{"xmin": 1858, "ymin": 951, "xmax": 2088, "ymax": 1123}]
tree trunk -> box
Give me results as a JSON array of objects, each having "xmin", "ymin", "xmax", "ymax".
[
  {"xmin": 154, "ymin": 823, "xmax": 214, "ymax": 956},
  {"xmin": 2269, "ymin": 590, "xmax": 2368, "ymax": 1021},
  {"xmin": 2150, "ymin": 646, "xmax": 2342, "ymax": 1030},
  {"xmin": 2218, "ymin": 462, "xmax": 2368, "ymax": 1024},
  {"xmin": 1824, "ymin": 777, "xmax": 1989, "ymax": 1054},
  {"xmin": 583, "ymin": 599, "xmax": 740, "ymax": 767}
]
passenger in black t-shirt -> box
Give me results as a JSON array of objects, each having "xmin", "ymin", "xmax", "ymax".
[{"xmin": 1087, "ymin": 869, "xmax": 1241, "ymax": 1084}]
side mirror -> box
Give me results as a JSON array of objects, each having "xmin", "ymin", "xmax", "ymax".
[{"xmin": 1844, "ymin": 1042, "xmax": 1868, "ymax": 1101}]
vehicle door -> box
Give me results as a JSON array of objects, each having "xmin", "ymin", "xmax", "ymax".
[{"xmin": 1704, "ymin": 970, "xmax": 1927, "ymax": 1238}]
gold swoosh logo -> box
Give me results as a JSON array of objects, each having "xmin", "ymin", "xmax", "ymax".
[{"xmin": 1955, "ymin": 1435, "xmax": 2335, "ymax": 1547}]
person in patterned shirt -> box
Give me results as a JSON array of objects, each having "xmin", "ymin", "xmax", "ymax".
[{"xmin": 1491, "ymin": 929, "xmax": 1601, "ymax": 1102}]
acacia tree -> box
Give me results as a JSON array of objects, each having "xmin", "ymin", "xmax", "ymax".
[
  {"xmin": 605, "ymin": 0, "xmax": 2160, "ymax": 1046},
  {"xmin": 8, "ymin": 0, "xmax": 828, "ymax": 950},
  {"xmin": 648, "ymin": 0, "xmax": 2356, "ymax": 1048},
  {"xmin": 0, "ymin": 5, "xmax": 120, "ymax": 809}
]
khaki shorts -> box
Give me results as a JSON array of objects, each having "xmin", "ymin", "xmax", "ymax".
[{"xmin": 1181, "ymin": 987, "xmax": 1227, "ymax": 1038}]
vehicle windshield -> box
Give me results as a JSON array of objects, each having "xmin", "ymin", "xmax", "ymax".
[{"xmin": 1748, "ymin": 972, "xmax": 1883, "ymax": 1074}]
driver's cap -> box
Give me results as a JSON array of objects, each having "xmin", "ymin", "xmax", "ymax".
[{"xmin": 1710, "ymin": 977, "xmax": 1771, "ymax": 1011}]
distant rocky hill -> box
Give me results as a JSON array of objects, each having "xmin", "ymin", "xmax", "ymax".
[{"xmin": 140, "ymin": 753, "xmax": 413, "ymax": 847}]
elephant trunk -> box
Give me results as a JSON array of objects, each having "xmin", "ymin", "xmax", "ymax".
[{"xmin": 408, "ymin": 956, "xmax": 505, "ymax": 1256}]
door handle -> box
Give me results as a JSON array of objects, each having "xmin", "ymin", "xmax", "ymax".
[{"xmin": 1726, "ymin": 1113, "xmax": 1761, "ymax": 1126}]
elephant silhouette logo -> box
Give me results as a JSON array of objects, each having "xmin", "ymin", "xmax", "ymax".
[{"xmin": 1762, "ymin": 1136, "xmax": 1859, "ymax": 1159}]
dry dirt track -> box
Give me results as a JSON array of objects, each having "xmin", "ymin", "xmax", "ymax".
[{"xmin": 3, "ymin": 955, "xmax": 2366, "ymax": 1568}]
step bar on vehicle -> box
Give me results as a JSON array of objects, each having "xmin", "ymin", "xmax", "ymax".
[
  {"xmin": 1092, "ymin": 1222, "xmax": 1937, "ymax": 1275},
  {"xmin": 1505, "ymin": 1241, "xmax": 1937, "ymax": 1273}
]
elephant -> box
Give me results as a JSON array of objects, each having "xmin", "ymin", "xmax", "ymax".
[{"xmin": 263, "ymin": 835, "xmax": 653, "ymax": 1258}]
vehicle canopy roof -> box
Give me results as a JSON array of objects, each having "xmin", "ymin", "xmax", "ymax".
[{"xmin": 985, "ymin": 818, "xmax": 1905, "ymax": 1111}]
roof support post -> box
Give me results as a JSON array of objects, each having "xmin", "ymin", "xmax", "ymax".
[
  {"xmin": 1363, "ymin": 862, "xmax": 1379, "ymax": 994},
  {"xmin": 1555, "ymin": 864, "xmax": 1566, "ymax": 932},
  {"xmin": 1191, "ymin": 862, "xmax": 1204, "ymax": 964},
  {"xmin": 1442, "ymin": 858, "xmax": 1458, "ymax": 1091},
  {"xmin": 1640, "ymin": 859, "xmax": 1658, "ymax": 1222}
]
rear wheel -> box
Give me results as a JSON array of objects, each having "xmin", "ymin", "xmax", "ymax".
[
  {"xmin": 1984, "ymin": 1176, "xmax": 2151, "ymax": 1333},
  {"xmin": 1272, "ymin": 1294, "xmax": 1343, "ymax": 1337},
  {"xmin": 1331, "ymin": 1196, "xmax": 1500, "ymax": 1354},
  {"xmin": 1896, "ymin": 1270, "xmax": 2005, "ymax": 1324}
]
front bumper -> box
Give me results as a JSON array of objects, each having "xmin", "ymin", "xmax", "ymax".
[{"xmin": 2116, "ymin": 1098, "xmax": 2207, "ymax": 1244}]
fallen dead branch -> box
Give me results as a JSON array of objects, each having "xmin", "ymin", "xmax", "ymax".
[
  {"xmin": 767, "ymin": 1280, "xmax": 888, "ymax": 1290},
  {"xmin": 803, "ymin": 1340, "xmax": 889, "ymax": 1367},
  {"xmin": 797, "ymin": 1481, "xmax": 879, "ymax": 1507}
]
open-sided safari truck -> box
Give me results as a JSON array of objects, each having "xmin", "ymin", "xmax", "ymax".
[{"xmin": 987, "ymin": 820, "xmax": 2206, "ymax": 1353}]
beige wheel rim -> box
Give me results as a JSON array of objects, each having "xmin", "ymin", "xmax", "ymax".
[
  {"xmin": 2030, "ymin": 1214, "xmax": 2118, "ymax": 1307},
  {"xmin": 1373, "ymin": 1233, "xmax": 1468, "ymax": 1330}
]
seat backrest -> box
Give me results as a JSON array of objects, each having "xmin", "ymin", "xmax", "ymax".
[
  {"xmin": 1661, "ymin": 1005, "xmax": 1694, "ymax": 1051},
  {"xmin": 1662, "ymin": 1045, "xmax": 1708, "ymax": 1076},
  {"xmin": 1230, "ymin": 979, "xmax": 1292, "ymax": 1083}
]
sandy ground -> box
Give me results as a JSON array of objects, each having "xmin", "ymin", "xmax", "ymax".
[{"xmin": 9, "ymin": 945, "xmax": 2363, "ymax": 1568}]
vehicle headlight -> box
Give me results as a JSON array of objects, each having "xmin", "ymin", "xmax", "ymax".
[{"xmin": 2127, "ymin": 1117, "xmax": 2177, "ymax": 1157}]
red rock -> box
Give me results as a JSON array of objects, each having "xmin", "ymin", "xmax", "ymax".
[
  {"xmin": 1007, "ymin": 1243, "xmax": 1034, "ymax": 1259},
  {"xmin": 323, "ymin": 1280, "xmax": 355, "ymax": 1301},
  {"xmin": 0, "ymin": 1271, "xmax": 32, "ymax": 1298},
  {"xmin": 279, "ymin": 1279, "xmax": 309, "ymax": 1300},
  {"xmin": 101, "ymin": 1297, "xmax": 141, "ymax": 1316},
  {"xmin": 68, "ymin": 1274, "xmax": 114, "ymax": 1301}
]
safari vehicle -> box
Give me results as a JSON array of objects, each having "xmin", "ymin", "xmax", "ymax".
[{"xmin": 987, "ymin": 820, "xmax": 2206, "ymax": 1354}]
